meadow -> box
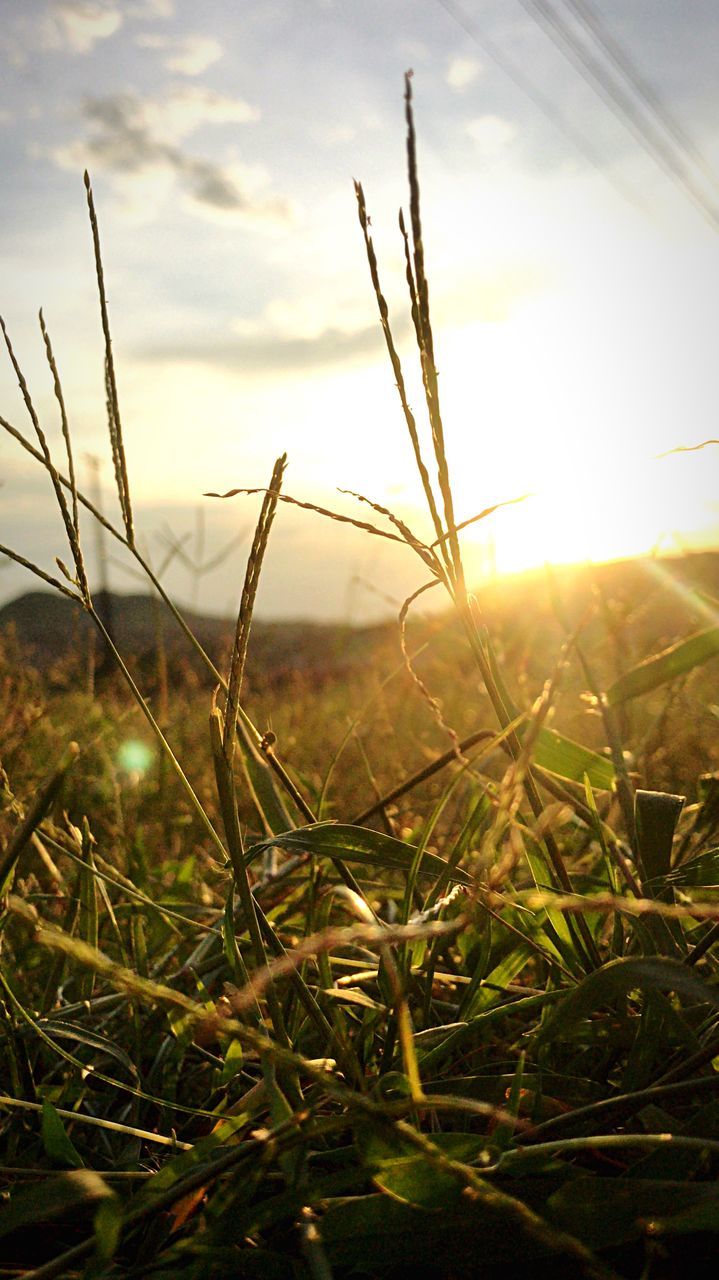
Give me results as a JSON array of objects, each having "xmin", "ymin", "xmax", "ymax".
[{"xmin": 2, "ymin": 75, "xmax": 719, "ymax": 1278}]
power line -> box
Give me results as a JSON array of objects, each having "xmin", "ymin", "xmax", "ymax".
[
  {"xmin": 519, "ymin": 0, "xmax": 719, "ymax": 224},
  {"xmin": 516, "ymin": 0, "xmax": 719, "ymax": 230},
  {"xmin": 559, "ymin": 0, "xmax": 719, "ymax": 199},
  {"xmin": 434, "ymin": 0, "xmax": 648, "ymax": 214}
]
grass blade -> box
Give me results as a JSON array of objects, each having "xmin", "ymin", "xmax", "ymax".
[
  {"xmin": 223, "ymin": 454, "xmax": 286, "ymax": 763},
  {"xmin": 84, "ymin": 171, "xmax": 134, "ymax": 545},
  {"xmin": 536, "ymin": 956, "xmax": 719, "ymax": 1046},
  {"xmin": 0, "ymin": 742, "xmax": 79, "ymax": 894},
  {"xmin": 246, "ymin": 823, "xmax": 473, "ymax": 885},
  {"xmin": 635, "ymin": 788, "xmax": 685, "ymax": 882},
  {"xmin": 607, "ymin": 627, "xmax": 719, "ymax": 705}
]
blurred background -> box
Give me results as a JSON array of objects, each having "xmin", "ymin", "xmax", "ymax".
[{"xmin": 1, "ymin": 0, "xmax": 718, "ymax": 622}]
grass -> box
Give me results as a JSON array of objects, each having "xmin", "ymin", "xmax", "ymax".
[{"xmin": 2, "ymin": 72, "xmax": 719, "ymax": 1278}]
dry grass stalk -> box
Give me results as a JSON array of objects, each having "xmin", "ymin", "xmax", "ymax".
[
  {"xmin": 223, "ymin": 453, "xmax": 286, "ymax": 762},
  {"xmin": 403, "ymin": 72, "xmax": 463, "ymax": 588},
  {"xmin": 0, "ymin": 541, "xmax": 80, "ymax": 602},
  {"xmin": 38, "ymin": 309, "xmax": 89, "ymax": 601},
  {"xmin": 338, "ymin": 486, "xmax": 440, "ymax": 573},
  {"xmin": 84, "ymin": 170, "xmax": 134, "ymax": 547},
  {"xmin": 207, "ymin": 481, "xmax": 419, "ymax": 548},
  {"xmin": 353, "ymin": 178, "xmax": 449, "ymax": 569},
  {"xmin": 0, "ymin": 316, "xmax": 88, "ymax": 599},
  {"xmin": 225, "ymin": 914, "xmax": 466, "ymax": 1016},
  {"xmin": 398, "ymin": 578, "xmax": 464, "ymax": 756}
]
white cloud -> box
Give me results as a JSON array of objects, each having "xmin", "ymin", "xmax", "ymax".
[
  {"xmin": 50, "ymin": 87, "xmax": 288, "ymax": 226},
  {"xmin": 447, "ymin": 56, "xmax": 481, "ymax": 90},
  {"xmin": 49, "ymin": 1, "xmax": 122, "ymax": 54},
  {"xmin": 1, "ymin": 2, "xmax": 122, "ymax": 64},
  {"xmin": 135, "ymin": 32, "xmax": 223, "ymax": 76},
  {"xmin": 466, "ymin": 114, "xmax": 517, "ymax": 157},
  {"xmin": 234, "ymin": 294, "xmax": 369, "ymax": 342},
  {"xmin": 142, "ymin": 85, "xmax": 259, "ymax": 142}
]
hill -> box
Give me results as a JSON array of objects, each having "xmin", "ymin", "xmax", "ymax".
[
  {"xmin": 1, "ymin": 549, "xmax": 718, "ymax": 688},
  {"xmin": 0, "ymin": 588, "xmax": 396, "ymax": 687}
]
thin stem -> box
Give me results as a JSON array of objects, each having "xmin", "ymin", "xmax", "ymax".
[
  {"xmin": 502, "ymin": 1131, "xmax": 719, "ymax": 1168},
  {"xmin": 403, "ymin": 73, "xmax": 463, "ymax": 588},
  {"xmin": 460, "ymin": 596, "xmax": 601, "ymax": 969},
  {"xmin": 0, "ymin": 542, "xmax": 79, "ymax": 601},
  {"xmin": 0, "ymin": 316, "xmax": 86, "ymax": 597},
  {"xmin": 522, "ymin": 1073, "xmax": 719, "ymax": 1142},
  {"xmin": 354, "ymin": 178, "xmax": 450, "ymax": 573},
  {"xmin": 352, "ymin": 727, "xmax": 497, "ymax": 825},
  {"xmin": 224, "ymin": 455, "xmax": 286, "ymax": 762},
  {"xmin": 89, "ymin": 609, "xmax": 229, "ymax": 864},
  {"xmin": 0, "ymin": 1095, "xmax": 192, "ymax": 1150},
  {"xmin": 38, "ymin": 309, "xmax": 89, "ymax": 600},
  {"xmin": 84, "ymin": 170, "xmax": 134, "ymax": 545},
  {"xmin": 0, "ymin": 410, "xmax": 317, "ymax": 823}
]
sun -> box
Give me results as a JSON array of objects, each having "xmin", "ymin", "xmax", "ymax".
[{"xmin": 427, "ymin": 308, "xmax": 719, "ymax": 580}]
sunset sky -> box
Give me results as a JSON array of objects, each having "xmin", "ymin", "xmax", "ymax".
[{"xmin": 1, "ymin": 0, "xmax": 718, "ymax": 621}]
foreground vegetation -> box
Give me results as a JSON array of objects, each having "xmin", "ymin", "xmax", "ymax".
[{"xmin": 2, "ymin": 76, "xmax": 719, "ymax": 1278}]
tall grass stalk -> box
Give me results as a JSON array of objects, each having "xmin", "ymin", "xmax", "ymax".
[{"xmin": 353, "ymin": 74, "xmax": 600, "ymax": 970}]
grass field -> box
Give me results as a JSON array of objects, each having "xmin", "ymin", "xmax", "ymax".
[{"xmin": 2, "ymin": 75, "xmax": 719, "ymax": 1279}]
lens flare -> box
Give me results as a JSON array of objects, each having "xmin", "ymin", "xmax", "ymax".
[{"xmin": 117, "ymin": 739, "xmax": 154, "ymax": 776}]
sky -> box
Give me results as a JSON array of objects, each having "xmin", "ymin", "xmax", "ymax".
[{"xmin": 1, "ymin": 0, "xmax": 718, "ymax": 622}]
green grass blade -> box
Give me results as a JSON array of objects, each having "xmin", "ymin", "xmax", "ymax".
[
  {"xmin": 534, "ymin": 727, "xmax": 615, "ymax": 790},
  {"xmin": 635, "ymin": 789, "xmax": 685, "ymax": 882},
  {"xmin": 235, "ymin": 717, "xmax": 294, "ymax": 835},
  {"xmin": 41, "ymin": 1101, "xmax": 85, "ymax": 1169},
  {"xmin": 607, "ymin": 627, "xmax": 719, "ymax": 705},
  {"xmin": 536, "ymin": 956, "xmax": 719, "ymax": 1047},
  {"xmin": 0, "ymin": 742, "xmax": 79, "ymax": 894},
  {"xmin": 666, "ymin": 847, "xmax": 719, "ymax": 887},
  {"xmin": 0, "ymin": 1169, "xmax": 114, "ymax": 1241},
  {"xmin": 77, "ymin": 818, "xmax": 98, "ymax": 1001},
  {"xmin": 36, "ymin": 1019, "xmax": 140, "ymax": 1081},
  {"xmin": 246, "ymin": 823, "xmax": 472, "ymax": 885},
  {"xmin": 459, "ymin": 942, "xmax": 535, "ymax": 1020}
]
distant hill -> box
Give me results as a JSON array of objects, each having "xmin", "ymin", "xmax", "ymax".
[
  {"xmin": 0, "ymin": 590, "xmax": 228, "ymax": 662},
  {"xmin": 0, "ymin": 589, "xmax": 396, "ymax": 686},
  {"xmin": 1, "ymin": 550, "xmax": 718, "ymax": 685}
]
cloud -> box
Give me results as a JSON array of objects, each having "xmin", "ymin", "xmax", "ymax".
[
  {"xmin": 447, "ymin": 56, "xmax": 481, "ymax": 90},
  {"xmin": 48, "ymin": 1, "xmax": 122, "ymax": 54},
  {"xmin": 137, "ymin": 319, "xmax": 407, "ymax": 376},
  {"xmin": 126, "ymin": 0, "xmax": 175, "ymax": 16},
  {"xmin": 0, "ymin": 1, "xmax": 122, "ymax": 65},
  {"xmin": 139, "ymin": 85, "xmax": 259, "ymax": 140},
  {"xmin": 69, "ymin": 85, "xmax": 259, "ymax": 152},
  {"xmin": 466, "ymin": 114, "xmax": 517, "ymax": 157},
  {"xmin": 135, "ymin": 32, "xmax": 223, "ymax": 76},
  {"xmin": 234, "ymin": 295, "xmax": 372, "ymax": 344},
  {"xmin": 51, "ymin": 87, "xmax": 290, "ymax": 224}
]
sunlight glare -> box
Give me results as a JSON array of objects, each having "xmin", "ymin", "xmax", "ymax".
[
  {"xmin": 117, "ymin": 739, "xmax": 154, "ymax": 779},
  {"xmin": 433, "ymin": 304, "xmax": 719, "ymax": 579}
]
